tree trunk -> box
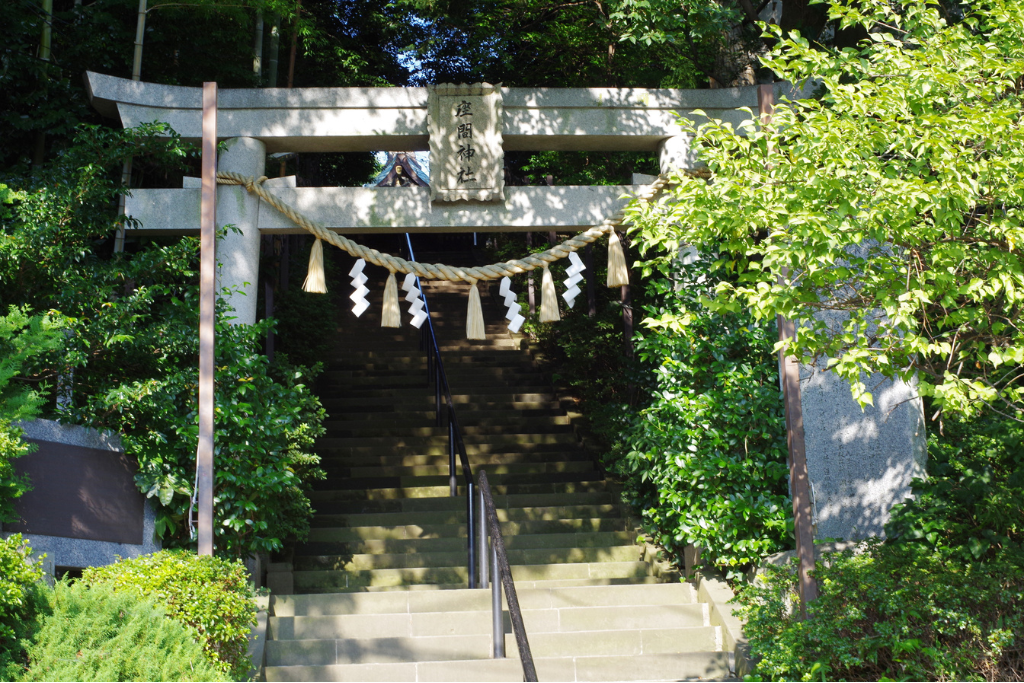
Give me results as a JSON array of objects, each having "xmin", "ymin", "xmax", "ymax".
[
  {"xmin": 268, "ymin": 16, "xmax": 281, "ymax": 87},
  {"xmin": 287, "ymin": 0, "xmax": 300, "ymax": 88},
  {"xmin": 253, "ymin": 10, "xmax": 264, "ymax": 84},
  {"xmin": 32, "ymin": 0, "xmax": 54, "ymax": 168}
]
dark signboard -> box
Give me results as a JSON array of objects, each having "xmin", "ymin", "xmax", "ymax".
[{"xmin": 5, "ymin": 439, "xmax": 144, "ymax": 545}]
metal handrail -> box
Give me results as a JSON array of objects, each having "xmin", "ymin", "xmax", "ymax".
[
  {"xmin": 404, "ymin": 237, "xmax": 535, "ymax": 678},
  {"xmin": 405, "ymin": 234, "xmax": 476, "ymax": 588},
  {"xmin": 478, "ymin": 469, "xmax": 538, "ymax": 681}
]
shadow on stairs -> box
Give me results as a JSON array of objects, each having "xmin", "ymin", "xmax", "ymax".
[{"xmin": 263, "ymin": 252, "xmax": 734, "ymax": 682}]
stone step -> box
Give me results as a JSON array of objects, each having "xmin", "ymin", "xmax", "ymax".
[
  {"xmin": 316, "ymin": 441, "xmax": 579, "ymax": 459},
  {"xmin": 308, "ymin": 513, "xmax": 631, "ymax": 536},
  {"xmin": 326, "ymin": 362, "xmax": 532, "ymax": 375},
  {"xmin": 269, "ymin": 602, "xmax": 705, "ymax": 641},
  {"xmin": 320, "ymin": 391, "xmax": 556, "ymax": 404},
  {"xmin": 311, "ymin": 471, "xmax": 602, "ymax": 492},
  {"xmin": 293, "ymin": 544, "xmax": 642, "ymax": 572},
  {"xmin": 329, "ymin": 351, "xmax": 531, "ymax": 365},
  {"xmin": 266, "ymin": 625, "xmax": 718, "ymax": 667},
  {"xmin": 337, "ymin": 340, "xmax": 519, "ymax": 352},
  {"xmin": 311, "ymin": 484, "xmax": 609, "ymax": 507},
  {"xmin": 325, "ymin": 410, "xmax": 567, "ymax": 427},
  {"xmin": 264, "ymin": 268, "xmax": 727, "ymax": 681},
  {"xmin": 325, "ymin": 367, "xmax": 546, "ymax": 382},
  {"xmin": 335, "ymin": 576, "xmax": 668, "ymax": 593},
  {"xmin": 293, "ymin": 561, "xmax": 655, "ymax": 592},
  {"xmin": 309, "ymin": 491, "xmax": 615, "ymax": 515},
  {"xmin": 318, "ymin": 438, "xmax": 578, "ymax": 455},
  {"xmin": 272, "ymin": 583, "xmax": 697, "ymax": 617},
  {"xmin": 265, "ymin": 652, "xmax": 730, "ymax": 682},
  {"xmin": 297, "ymin": 530, "xmax": 636, "ymax": 557},
  {"xmin": 328, "ymin": 365, "xmax": 532, "ymax": 378},
  {"xmin": 324, "ymin": 423, "xmax": 573, "ymax": 438},
  {"xmin": 316, "ymin": 449, "xmax": 579, "ymax": 466},
  {"xmin": 333, "ymin": 460, "xmax": 594, "ymax": 479},
  {"xmin": 320, "ymin": 398, "xmax": 561, "ymax": 412},
  {"xmin": 315, "ymin": 451, "xmax": 593, "ymax": 469},
  {"xmin": 328, "ymin": 336, "xmax": 510, "ymax": 347},
  {"xmin": 323, "ymin": 380, "xmax": 553, "ymax": 395},
  {"xmin": 318, "ymin": 387, "xmax": 555, "ymax": 401}
]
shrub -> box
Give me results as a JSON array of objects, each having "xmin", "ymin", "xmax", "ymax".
[
  {"xmin": 0, "ymin": 535, "xmax": 46, "ymax": 681},
  {"xmin": 20, "ymin": 580, "xmax": 226, "ymax": 682},
  {"xmin": 71, "ymin": 267, "xmax": 325, "ymax": 558},
  {"xmin": 886, "ymin": 409, "xmax": 1024, "ymax": 563},
  {"xmin": 0, "ymin": 306, "xmax": 62, "ymax": 522},
  {"xmin": 0, "ymin": 424, "xmax": 33, "ymax": 525},
  {"xmin": 82, "ymin": 551, "xmax": 255, "ymax": 680},
  {"xmin": 2, "ymin": 126, "xmax": 325, "ymax": 558},
  {"xmin": 737, "ymin": 542, "xmax": 1024, "ymax": 681},
  {"xmin": 605, "ymin": 254, "xmax": 792, "ymax": 579}
]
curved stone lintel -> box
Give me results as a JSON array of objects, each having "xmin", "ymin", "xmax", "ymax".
[{"xmin": 86, "ymin": 72, "xmax": 794, "ymax": 153}]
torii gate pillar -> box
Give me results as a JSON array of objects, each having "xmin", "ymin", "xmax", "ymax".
[{"xmin": 216, "ymin": 137, "xmax": 266, "ymax": 325}]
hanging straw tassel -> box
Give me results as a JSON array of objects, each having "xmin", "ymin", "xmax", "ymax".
[
  {"xmin": 606, "ymin": 229, "xmax": 629, "ymax": 287},
  {"xmin": 466, "ymin": 281, "xmax": 486, "ymax": 340},
  {"xmin": 302, "ymin": 238, "xmax": 328, "ymax": 293},
  {"xmin": 381, "ymin": 271, "xmax": 401, "ymax": 328},
  {"xmin": 540, "ymin": 265, "xmax": 560, "ymax": 323}
]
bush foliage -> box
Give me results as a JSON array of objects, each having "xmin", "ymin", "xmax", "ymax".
[
  {"xmin": 83, "ymin": 551, "xmax": 255, "ymax": 681},
  {"xmin": 738, "ymin": 542, "xmax": 1024, "ymax": 681},
  {"xmin": 0, "ymin": 125, "xmax": 326, "ymax": 557},
  {"xmin": 606, "ymin": 255, "xmax": 791, "ymax": 579},
  {"xmin": 625, "ymin": 0, "xmax": 1024, "ymax": 417},
  {"xmin": 0, "ymin": 535, "xmax": 46, "ymax": 681},
  {"xmin": 886, "ymin": 409, "xmax": 1024, "ymax": 564},
  {"xmin": 0, "ymin": 306, "xmax": 63, "ymax": 522},
  {"xmin": 20, "ymin": 580, "xmax": 225, "ymax": 683}
]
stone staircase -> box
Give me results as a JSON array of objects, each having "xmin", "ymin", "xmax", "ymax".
[{"xmin": 264, "ymin": 255, "xmax": 732, "ymax": 681}]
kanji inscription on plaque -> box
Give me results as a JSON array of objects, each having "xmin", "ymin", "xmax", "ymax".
[{"xmin": 428, "ymin": 83, "xmax": 504, "ymax": 203}]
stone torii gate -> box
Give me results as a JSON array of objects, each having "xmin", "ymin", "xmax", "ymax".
[
  {"xmin": 86, "ymin": 71, "xmax": 774, "ymax": 325},
  {"xmin": 86, "ymin": 72, "xmax": 924, "ymax": 605}
]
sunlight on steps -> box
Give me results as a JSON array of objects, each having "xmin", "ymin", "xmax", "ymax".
[{"xmin": 263, "ymin": 258, "xmax": 731, "ymax": 682}]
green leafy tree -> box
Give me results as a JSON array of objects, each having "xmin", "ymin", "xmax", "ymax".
[
  {"xmin": 627, "ymin": 0, "xmax": 1024, "ymax": 418},
  {"xmin": 0, "ymin": 0, "xmax": 411, "ymax": 170},
  {"xmin": 1, "ymin": 125, "xmax": 325, "ymax": 558},
  {"xmin": 886, "ymin": 408, "xmax": 1024, "ymax": 563},
  {"xmin": 400, "ymin": 0, "xmax": 694, "ymax": 88},
  {"xmin": 0, "ymin": 305, "xmax": 63, "ymax": 523},
  {"xmin": 76, "ymin": 296, "xmax": 327, "ymax": 557},
  {"xmin": 607, "ymin": 254, "xmax": 791, "ymax": 579},
  {"xmin": 610, "ymin": 0, "xmax": 836, "ymax": 87}
]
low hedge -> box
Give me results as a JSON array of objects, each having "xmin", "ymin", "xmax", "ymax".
[
  {"xmin": 737, "ymin": 541, "xmax": 1024, "ymax": 681},
  {"xmin": 0, "ymin": 535, "xmax": 46, "ymax": 680},
  {"xmin": 20, "ymin": 580, "xmax": 226, "ymax": 682},
  {"xmin": 82, "ymin": 551, "xmax": 255, "ymax": 680}
]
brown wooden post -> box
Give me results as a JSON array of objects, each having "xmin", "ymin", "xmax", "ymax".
[
  {"xmin": 759, "ymin": 82, "xmax": 818, "ymax": 612},
  {"xmin": 197, "ymin": 82, "xmax": 217, "ymax": 556},
  {"xmin": 526, "ymin": 232, "xmax": 536, "ymax": 316}
]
